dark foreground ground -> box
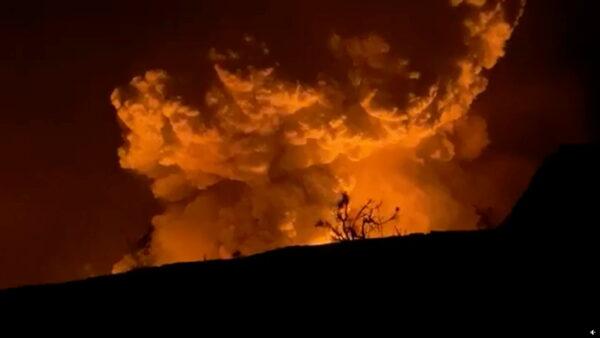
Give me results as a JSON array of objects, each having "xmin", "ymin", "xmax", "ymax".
[{"xmin": 1, "ymin": 144, "xmax": 599, "ymax": 333}]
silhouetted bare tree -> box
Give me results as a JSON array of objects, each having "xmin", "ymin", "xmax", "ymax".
[
  {"xmin": 475, "ymin": 206, "xmax": 495, "ymax": 230},
  {"xmin": 316, "ymin": 193, "xmax": 400, "ymax": 241}
]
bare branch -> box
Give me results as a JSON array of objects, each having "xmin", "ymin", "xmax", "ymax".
[{"xmin": 316, "ymin": 193, "xmax": 401, "ymax": 242}]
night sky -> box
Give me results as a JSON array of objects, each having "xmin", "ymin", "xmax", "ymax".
[{"xmin": 1, "ymin": 0, "xmax": 596, "ymax": 288}]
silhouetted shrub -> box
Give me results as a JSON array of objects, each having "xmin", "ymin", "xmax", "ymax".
[{"xmin": 316, "ymin": 193, "xmax": 400, "ymax": 241}]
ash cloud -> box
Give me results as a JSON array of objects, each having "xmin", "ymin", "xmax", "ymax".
[{"xmin": 111, "ymin": 0, "xmax": 525, "ymax": 272}]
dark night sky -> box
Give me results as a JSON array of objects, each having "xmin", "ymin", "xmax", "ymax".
[{"xmin": 0, "ymin": 0, "xmax": 597, "ymax": 288}]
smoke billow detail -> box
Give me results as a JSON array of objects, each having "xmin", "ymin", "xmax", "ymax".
[{"xmin": 111, "ymin": 0, "xmax": 525, "ymax": 272}]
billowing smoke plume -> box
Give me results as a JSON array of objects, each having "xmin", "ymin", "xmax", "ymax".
[{"xmin": 112, "ymin": 0, "xmax": 525, "ymax": 272}]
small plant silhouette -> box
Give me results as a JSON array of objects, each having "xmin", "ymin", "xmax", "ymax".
[{"xmin": 316, "ymin": 193, "xmax": 400, "ymax": 241}]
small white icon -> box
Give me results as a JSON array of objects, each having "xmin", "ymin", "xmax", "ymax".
[{"xmin": 591, "ymin": 330, "xmax": 596, "ymax": 336}]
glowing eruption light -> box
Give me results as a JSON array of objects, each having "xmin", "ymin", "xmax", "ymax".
[{"xmin": 112, "ymin": 0, "xmax": 525, "ymax": 272}]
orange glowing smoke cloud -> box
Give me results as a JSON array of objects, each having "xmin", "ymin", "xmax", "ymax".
[{"xmin": 112, "ymin": 0, "xmax": 525, "ymax": 272}]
